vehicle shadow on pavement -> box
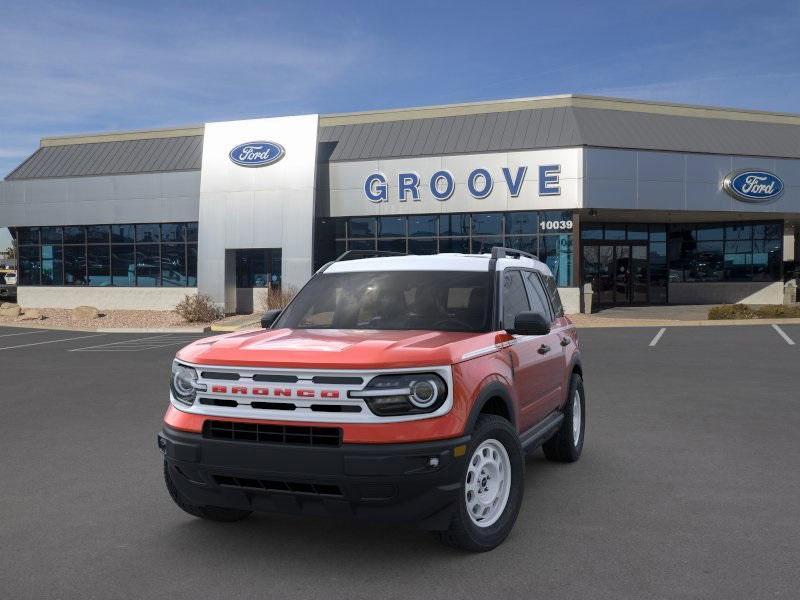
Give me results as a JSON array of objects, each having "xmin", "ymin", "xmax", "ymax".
[{"xmin": 152, "ymin": 452, "xmax": 565, "ymax": 561}]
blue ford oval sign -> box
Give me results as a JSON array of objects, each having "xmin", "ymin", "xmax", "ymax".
[
  {"xmin": 723, "ymin": 169, "xmax": 784, "ymax": 203},
  {"xmin": 229, "ymin": 141, "xmax": 285, "ymax": 167}
]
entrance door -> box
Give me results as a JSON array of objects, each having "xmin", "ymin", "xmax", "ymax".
[
  {"xmin": 583, "ymin": 243, "xmax": 648, "ymax": 305},
  {"xmin": 233, "ymin": 249, "xmax": 282, "ymax": 314}
]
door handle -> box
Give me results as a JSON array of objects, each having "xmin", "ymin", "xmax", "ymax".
[
  {"xmin": 537, "ymin": 344, "xmax": 551, "ymax": 355},
  {"xmin": 560, "ymin": 337, "xmax": 571, "ymax": 347}
]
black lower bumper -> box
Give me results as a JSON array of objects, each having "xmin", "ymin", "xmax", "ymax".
[{"xmin": 159, "ymin": 426, "xmax": 470, "ymax": 530}]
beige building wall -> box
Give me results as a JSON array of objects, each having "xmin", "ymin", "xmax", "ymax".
[{"xmin": 17, "ymin": 287, "xmax": 197, "ymax": 311}]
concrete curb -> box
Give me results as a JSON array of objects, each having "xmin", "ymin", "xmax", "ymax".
[
  {"xmin": 210, "ymin": 324, "xmax": 259, "ymax": 332},
  {"xmin": 95, "ymin": 327, "xmax": 210, "ymax": 334},
  {"xmin": 571, "ymin": 317, "xmax": 800, "ymax": 328},
  {"xmin": 0, "ymin": 321, "xmax": 210, "ymax": 334}
]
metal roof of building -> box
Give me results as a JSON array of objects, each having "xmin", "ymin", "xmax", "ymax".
[
  {"xmin": 6, "ymin": 135, "xmax": 203, "ymax": 180},
  {"xmin": 319, "ymin": 106, "xmax": 583, "ymax": 160},
  {"xmin": 7, "ymin": 95, "xmax": 800, "ymax": 180},
  {"xmin": 320, "ymin": 105, "xmax": 800, "ymax": 161}
]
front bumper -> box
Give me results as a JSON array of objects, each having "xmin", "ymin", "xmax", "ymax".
[{"xmin": 159, "ymin": 426, "xmax": 470, "ymax": 530}]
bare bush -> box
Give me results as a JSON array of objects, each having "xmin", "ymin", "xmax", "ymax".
[
  {"xmin": 257, "ymin": 286, "xmax": 298, "ymax": 312},
  {"xmin": 175, "ymin": 294, "xmax": 223, "ymax": 323}
]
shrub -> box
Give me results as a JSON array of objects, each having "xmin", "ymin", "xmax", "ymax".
[
  {"xmin": 708, "ymin": 303, "xmax": 800, "ymax": 320},
  {"xmin": 175, "ymin": 294, "xmax": 223, "ymax": 323},
  {"xmin": 257, "ymin": 286, "xmax": 298, "ymax": 312},
  {"xmin": 754, "ymin": 304, "xmax": 800, "ymax": 318},
  {"xmin": 707, "ymin": 304, "xmax": 757, "ymax": 320}
]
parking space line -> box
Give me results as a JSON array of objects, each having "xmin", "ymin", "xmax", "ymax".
[
  {"xmin": 771, "ymin": 324, "xmax": 796, "ymax": 346},
  {"xmin": 648, "ymin": 328, "xmax": 667, "ymax": 347},
  {"xmin": 0, "ymin": 330, "xmax": 49, "ymax": 339},
  {"xmin": 69, "ymin": 334, "xmax": 201, "ymax": 352},
  {"xmin": 0, "ymin": 333, "xmax": 106, "ymax": 351}
]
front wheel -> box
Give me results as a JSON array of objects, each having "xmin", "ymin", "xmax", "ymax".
[
  {"xmin": 542, "ymin": 373, "xmax": 585, "ymax": 463},
  {"xmin": 438, "ymin": 415, "xmax": 524, "ymax": 552}
]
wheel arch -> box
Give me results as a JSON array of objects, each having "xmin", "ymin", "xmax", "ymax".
[{"xmin": 465, "ymin": 381, "xmax": 516, "ymax": 433}]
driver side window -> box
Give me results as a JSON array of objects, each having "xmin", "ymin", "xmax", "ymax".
[{"xmin": 502, "ymin": 270, "xmax": 531, "ymax": 330}]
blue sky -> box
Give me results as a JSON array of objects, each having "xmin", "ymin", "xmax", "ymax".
[{"xmin": 1, "ymin": 0, "xmax": 799, "ymax": 249}]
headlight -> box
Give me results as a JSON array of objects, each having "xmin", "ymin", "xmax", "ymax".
[
  {"xmin": 170, "ymin": 361, "xmax": 205, "ymax": 405},
  {"xmin": 349, "ymin": 373, "xmax": 447, "ymax": 416}
]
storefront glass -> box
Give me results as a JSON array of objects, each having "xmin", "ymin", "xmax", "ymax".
[
  {"xmin": 14, "ymin": 223, "xmax": 199, "ymax": 287},
  {"xmin": 581, "ymin": 221, "xmax": 783, "ymax": 305},
  {"xmin": 315, "ymin": 210, "xmax": 575, "ymax": 286}
]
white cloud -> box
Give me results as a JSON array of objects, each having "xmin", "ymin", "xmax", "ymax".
[{"xmin": 0, "ymin": 2, "xmax": 374, "ymax": 175}]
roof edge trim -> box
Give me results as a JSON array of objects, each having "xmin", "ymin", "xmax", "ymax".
[{"xmin": 41, "ymin": 126, "xmax": 205, "ymax": 147}]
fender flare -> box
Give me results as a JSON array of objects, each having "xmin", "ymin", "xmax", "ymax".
[
  {"xmin": 465, "ymin": 381, "xmax": 516, "ymax": 433},
  {"xmin": 569, "ymin": 357, "xmax": 583, "ymax": 378}
]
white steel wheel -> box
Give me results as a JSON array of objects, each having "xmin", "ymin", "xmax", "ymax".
[
  {"xmin": 464, "ymin": 439, "xmax": 511, "ymax": 528},
  {"xmin": 572, "ymin": 388, "xmax": 582, "ymax": 446}
]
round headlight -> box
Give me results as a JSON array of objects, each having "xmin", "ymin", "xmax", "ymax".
[
  {"xmin": 409, "ymin": 379, "xmax": 439, "ymax": 408},
  {"xmin": 171, "ymin": 362, "xmax": 201, "ymax": 405},
  {"xmin": 351, "ymin": 372, "xmax": 447, "ymax": 416}
]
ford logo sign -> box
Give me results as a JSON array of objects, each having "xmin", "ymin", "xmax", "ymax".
[
  {"xmin": 723, "ymin": 169, "xmax": 784, "ymax": 203},
  {"xmin": 229, "ymin": 141, "xmax": 285, "ymax": 167}
]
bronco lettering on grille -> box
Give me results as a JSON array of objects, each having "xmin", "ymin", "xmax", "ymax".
[{"xmin": 209, "ymin": 385, "xmax": 340, "ymax": 399}]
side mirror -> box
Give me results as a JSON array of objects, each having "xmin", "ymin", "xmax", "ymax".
[
  {"xmin": 508, "ymin": 311, "xmax": 550, "ymax": 336},
  {"xmin": 260, "ymin": 309, "xmax": 282, "ymax": 329}
]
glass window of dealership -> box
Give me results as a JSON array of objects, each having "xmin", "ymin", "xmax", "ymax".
[
  {"xmin": 314, "ymin": 212, "xmax": 785, "ymax": 306},
  {"xmin": 15, "ymin": 223, "xmax": 198, "ymax": 287},
  {"xmin": 14, "ymin": 214, "xmax": 785, "ymax": 307}
]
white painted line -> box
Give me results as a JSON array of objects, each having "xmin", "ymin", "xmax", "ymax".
[
  {"xmin": 0, "ymin": 330, "xmax": 49, "ymax": 339},
  {"xmin": 649, "ymin": 328, "xmax": 667, "ymax": 347},
  {"xmin": 0, "ymin": 333, "xmax": 106, "ymax": 351},
  {"xmin": 771, "ymin": 324, "xmax": 796, "ymax": 346},
  {"xmin": 67, "ymin": 333, "xmax": 175, "ymax": 351},
  {"xmin": 69, "ymin": 334, "xmax": 201, "ymax": 352}
]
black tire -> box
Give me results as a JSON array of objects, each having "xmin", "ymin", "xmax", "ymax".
[
  {"xmin": 163, "ymin": 461, "xmax": 252, "ymax": 522},
  {"xmin": 542, "ymin": 373, "xmax": 585, "ymax": 463},
  {"xmin": 438, "ymin": 415, "xmax": 524, "ymax": 552}
]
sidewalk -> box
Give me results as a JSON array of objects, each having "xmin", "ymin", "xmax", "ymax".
[{"xmin": 210, "ymin": 313, "xmax": 262, "ymax": 332}]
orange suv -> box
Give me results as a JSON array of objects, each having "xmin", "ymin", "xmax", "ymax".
[{"xmin": 159, "ymin": 248, "xmax": 585, "ymax": 551}]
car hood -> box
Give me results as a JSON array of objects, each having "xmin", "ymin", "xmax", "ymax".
[{"xmin": 176, "ymin": 328, "xmax": 504, "ymax": 369}]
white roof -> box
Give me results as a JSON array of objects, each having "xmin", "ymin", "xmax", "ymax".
[{"xmin": 323, "ymin": 253, "xmax": 553, "ymax": 277}]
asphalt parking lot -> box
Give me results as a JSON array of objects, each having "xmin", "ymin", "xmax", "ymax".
[{"xmin": 1, "ymin": 324, "xmax": 798, "ymax": 600}]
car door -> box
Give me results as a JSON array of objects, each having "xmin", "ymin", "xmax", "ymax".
[
  {"xmin": 522, "ymin": 270, "xmax": 566, "ymax": 415},
  {"xmin": 500, "ymin": 269, "xmax": 560, "ymax": 432}
]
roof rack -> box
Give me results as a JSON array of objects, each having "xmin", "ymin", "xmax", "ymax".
[
  {"xmin": 490, "ymin": 247, "xmax": 539, "ymax": 261},
  {"xmin": 333, "ymin": 250, "xmax": 405, "ymax": 262}
]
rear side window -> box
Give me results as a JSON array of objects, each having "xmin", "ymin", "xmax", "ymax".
[
  {"xmin": 502, "ymin": 270, "xmax": 531, "ymax": 329},
  {"xmin": 542, "ymin": 274, "xmax": 564, "ymax": 317},
  {"xmin": 522, "ymin": 271, "xmax": 552, "ymax": 322}
]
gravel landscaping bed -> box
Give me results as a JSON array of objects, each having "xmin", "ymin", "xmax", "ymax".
[{"xmin": 0, "ymin": 308, "xmax": 214, "ymax": 330}]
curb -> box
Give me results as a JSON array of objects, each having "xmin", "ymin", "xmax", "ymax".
[
  {"xmin": 571, "ymin": 317, "xmax": 800, "ymax": 328},
  {"xmin": 95, "ymin": 327, "xmax": 210, "ymax": 334},
  {"xmin": 0, "ymin": 321, "xmax": 211, "ymax": 334},
  {"xmin": 210, "ymin": 323, "xmax": 259, "ymax": 332}
]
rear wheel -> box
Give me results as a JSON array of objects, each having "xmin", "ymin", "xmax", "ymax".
[
  {"xmin": 163, "ymin": 461, "xmax": 252, "ymax": 522},
  {"xmin": 542, "ymin": 373, "xmax": 585, "ymax": 463},
  {"xmin": 438, "ymin": 415, "xmax": 524, "ymax": 552}
]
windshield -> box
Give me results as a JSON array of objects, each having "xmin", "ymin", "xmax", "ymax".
[{"xmin": 275, "ymin": 270, "xmax": 492, "ymax": 332}]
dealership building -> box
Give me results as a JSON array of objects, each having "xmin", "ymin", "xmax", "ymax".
[{"xmin": 0, "ymin": 94, "xmax": 798, "ymax": 314}]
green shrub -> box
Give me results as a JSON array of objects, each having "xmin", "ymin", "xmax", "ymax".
[{"xmin": 175, "ymin": 294, "xmax": 223, "ymax": 323}]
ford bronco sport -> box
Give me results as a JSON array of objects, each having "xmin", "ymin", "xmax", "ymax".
[{"xmin": 159, "ymin": 248, "xmax": 585, "ymax": 551}]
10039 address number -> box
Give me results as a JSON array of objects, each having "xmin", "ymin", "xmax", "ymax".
[{"xmin": 539, "ymin": 220, "xmax": 573, "ymax": 232}]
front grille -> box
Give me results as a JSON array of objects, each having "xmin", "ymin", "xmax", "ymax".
[
  {"xmin": 213, "ymin": 475, "xmax": 343, "ymax": 497},
  {"xmin": 204, "ymin": 420, "xmax": 342, "ymax": 446}
]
